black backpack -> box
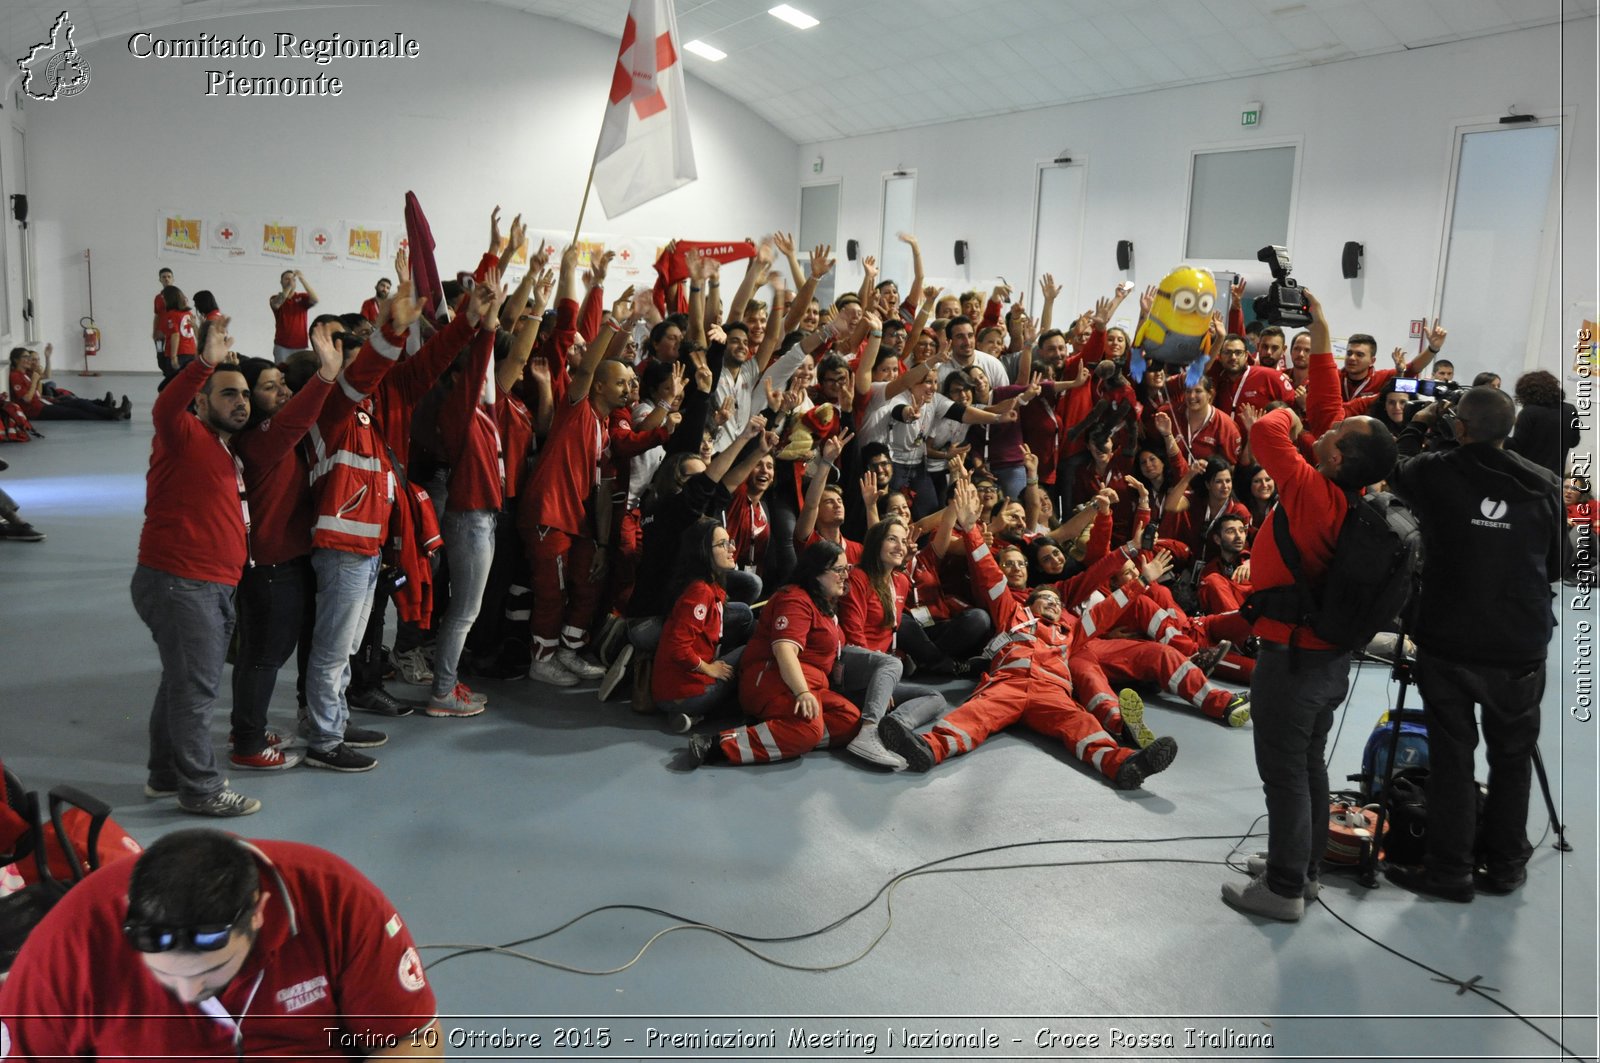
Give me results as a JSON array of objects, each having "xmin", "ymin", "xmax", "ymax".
[{"xmin": 1243, "ymin": 490, "xmax": 1420, "ymax": 651}]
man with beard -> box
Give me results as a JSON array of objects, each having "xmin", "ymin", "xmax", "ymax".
[{"xmin": 131, "ymin": 319, "xmax": 263, "ymax": 816}]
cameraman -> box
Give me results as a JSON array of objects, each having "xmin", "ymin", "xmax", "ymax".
[
  {"xmin": 1220, "ymin": 289, "xmax": 1397, "ymax": 923},
  {"xmin": 1384, "ymin": 387, "xmax": 1563, "ymax": 900}
]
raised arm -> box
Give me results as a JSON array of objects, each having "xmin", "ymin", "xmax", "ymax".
[
  {"xmin": 727, "ymin": 239, "xmax": 775, "ymax": 327},
  {"xmin": 568, "ymin": 286, "xmax": 633, "ymax": 403},
  {"xmin": 1039, "ymin": 273, "xmax": 1062, "ymax": 333},
  {"xmin": 897, "ymin": 231, "xmax": 925, "ymax": 313},
  {"xmin": 793, "ymin": 431, "xmax": 852, "ymax": 545},
  {"xmin": 295, "ymin": 270, "xmax": 319, "ymax": 307}
]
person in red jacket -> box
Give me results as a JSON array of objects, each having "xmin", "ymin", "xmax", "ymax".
[
  {"xmin": 227, "ymin": 340, "xmax": 338, "ymax": 772},
  {"xmin": 152, "ymin": 266, "xmax": 174, "ymax": 373},
  {"xmin": 301, "ymin": 266, "xmax": 488, "ymax": 772},
  {"xmin": 360, "ymin": 277, "xmax": 391, "ymax": 323},
  {"xmin": 1207, "ymin": 332, "xmax": 1294, "ymax": 427},
  {"xmin": 268, "ymin": 269, "xmax": 319, "ymax": 360},
  {"xmin": 0, "ymin": 829, "xmax": 439, "ymax": 1057},
  {"xmin": 130, "ymin": 318, "xmax": 262, "ymax": 817},
  {"xmin": 1174, "ymin": 375, "xmax": 1242, "ymax": 467},
  {"xmin": 689, "ymin": 541, "xmax": 861, "ymax": 766},
  {"xmin": 521, "ymin": 245, "xmax": 639, "ymax": 686},
  {"xmin": 652, "ymin": 519, "xmax": 753, "ymax": 732},
  {"xmin": 159, "ymin": 286, "xmax": 200, "ymax": 374},
  {"xmin": 1221, "ymin": 290, "xmax": 1398, "ymax": 923},
  {"xmin": 877, "ymin": 482, "xmax": 1179, "ymax": 789}
]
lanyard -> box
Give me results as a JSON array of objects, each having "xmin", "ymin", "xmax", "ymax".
[
  {"xmin": 219, "ymin": 434, "xmax": 253, "ymax": 568},
  {"xmin": 1180, "ymin": 407, "xmax": 1213, "ymax": 461},
  {"xmin": 1226, "ymin": 367, "xmax": 1252, "ymax": 412}
]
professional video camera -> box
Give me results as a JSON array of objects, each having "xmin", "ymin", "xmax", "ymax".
[{"xmin": 1252, "ymin": 245, "xmax": 1313, "ymax": 329}]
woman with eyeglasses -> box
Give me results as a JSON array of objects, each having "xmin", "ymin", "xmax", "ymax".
[
  {"xmin": 689, "ymin": 541, "xmax": 880, "ymax": 766},
  {"xmin": 652, "ymin": 519, "xmax": 754, "ymax": 733}
]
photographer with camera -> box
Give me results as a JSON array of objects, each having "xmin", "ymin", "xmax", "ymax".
[
  {"xmin": 1384, "ymin": 386, "xmax": 1563, "ymax": 901},
  {"xmin": 1220, "ymin": 288, "xmax": 1398, "ymax": 922}
]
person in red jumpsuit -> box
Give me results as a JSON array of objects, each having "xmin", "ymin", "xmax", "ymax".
[{"xmin": 878, "ymin": 482, "xmax": 1179, "ymax": 790}]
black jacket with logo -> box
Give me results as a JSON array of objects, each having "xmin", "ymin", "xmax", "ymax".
[{"xmin": 1392, "ymin": 426, "xmax": 1563, "ymax": 666}]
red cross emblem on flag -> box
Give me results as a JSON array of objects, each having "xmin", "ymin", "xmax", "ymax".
[{"xmin": 610, "ymin": 15, "xmax": 676, "ymax": 120}]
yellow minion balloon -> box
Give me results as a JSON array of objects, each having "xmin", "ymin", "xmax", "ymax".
[{"xmin": 1133, "ymin": 266, "xmax": 1216, "ymax": 366}]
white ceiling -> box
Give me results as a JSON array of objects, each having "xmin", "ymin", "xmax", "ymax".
[{"xmin": 4, "ymin": 0, "xmax": 1591, "ymax": 141}]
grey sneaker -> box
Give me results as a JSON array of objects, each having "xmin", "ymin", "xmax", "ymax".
[
  {"xmin": 845, "ymin": 722, "xmax": 908, "ymax": 771},
  {"xmin": 425, "ymin": 686, "xmax": 486, "ymax": 718},
  {"xmin": 177, "ymin": 788, "xmax": 261, "ymax": 818},
  {"xmin": 1221, "ymin": 874, "xmax": 1305, "ymax": 921},
  {"xmin": 1245, "ymin": 853, "xmax": 1321, "ymax": 900},
  {"xmin": 1223, "ymin": 694, "xmax": 1252, "ymax": 728}
]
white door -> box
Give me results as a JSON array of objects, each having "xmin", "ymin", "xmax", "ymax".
[
  {"xmin": 1435, "ymin": 122, "xmax": 1562, "ymax": 383},
  {"xmin": 1030, "ymin": 162, "xmax": 1085, "ymax": 320},
  {"xmin": 798, "ymin": 180, "xmax": 840, "ymax": 307}
]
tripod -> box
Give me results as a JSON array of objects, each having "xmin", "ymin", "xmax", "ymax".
[{"xmin": 1355, "ymin": 634, "xmax": 1571, "ymax": 889}]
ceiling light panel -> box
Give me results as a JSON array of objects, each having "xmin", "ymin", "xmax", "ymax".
[
  {"xmin": 684, "ymin": 38, "xmax": 728, "ymax": 60},
  {"xmin": 769, "ymin": 4, "xmax": 820, "ymax": 29}
]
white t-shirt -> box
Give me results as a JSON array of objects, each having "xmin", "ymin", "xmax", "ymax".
[
  {"xmin": 886, "ymin": 392, "xmax": 958, "ymax": 466},
  {"xmin": 938, "ymin": 352, "xmax": 1010, "ymax": 389}
]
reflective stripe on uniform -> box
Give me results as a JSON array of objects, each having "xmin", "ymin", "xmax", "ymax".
[
  {"xmin": 1166, "ymin": 659, "xmax": 1198, "ymax": 694},
  {"xmin": 310, "ymin": 449, "xmax": 386, "ymax": 483},
  {"xmin": 733, "ymin": 729, "xmax": 755, "ymax": 764},
  {"xmin": 754, "ymin": 722, "xmax": 783, "ymax": 761},
  {"xmin": 1090, "ymin": 746, "xmax": 1112, "ymax": 771},
  {"xmin": 312, "ymin": 514, "xmax": 384, "ymax": 537},
  {"xmin": 1074, "ymin": 730, "xmax": 1115, "ymax": 759}
]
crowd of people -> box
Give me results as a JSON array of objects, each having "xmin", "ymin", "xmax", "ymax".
[{"xmin": 84, "ymin": 210, "xmax": 1586, "ymax": 921}]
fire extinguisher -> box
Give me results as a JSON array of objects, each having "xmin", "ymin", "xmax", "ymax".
[{"xmin": 81, "ymin": 315, "xmax": 101, "ymax": 367}]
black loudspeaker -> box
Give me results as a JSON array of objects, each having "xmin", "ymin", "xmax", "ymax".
[
  {"xmin": 1341, "ymin": 241, "xmax": 1363, "ymax": 279},
  {"xmin": 1116, "ymin": 239, "xmax": 1133, "ymax": 271},
  {"xmin": 9, "ymin": 194, "xmax": 27, "ymax": 223},
  {"xmin": 954, "ymin": 239, "xmax": 968, "ymax": 266},
  {"xmin": 846, "ymin": 239, "xmax": 859, "ymax": 262}
]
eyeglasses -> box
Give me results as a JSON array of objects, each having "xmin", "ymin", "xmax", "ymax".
[
  {"xmin": 712, "ymin": 539, "xmax": 735, "ymax": 550},
  {"xmin": 1000, "ymin": 558, "xmax": 1028, "ymax": 569},
  {"xmin": 1032, "ymin": 594, "xmax": 1061, "ymax": 606},
  {"xmin": 123, "ymin": 904, "xmax": 250, "ymax": 954},
  {"xmin": 826, "ymin": 564, "xmax": 853, "ymax": 575}
]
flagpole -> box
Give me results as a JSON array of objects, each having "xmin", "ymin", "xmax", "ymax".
[{"xmin": 574, "ymin": 156, "xmax": 599, "ymax": 245}]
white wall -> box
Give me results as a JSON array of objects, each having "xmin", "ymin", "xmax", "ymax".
[
  {"xmin": 800, "ymin": 21, "xmax": 1596, "ymax": 384},
  {"xmin": 7, "ymin": 2, "xmax": 799, "ymax": 371}
]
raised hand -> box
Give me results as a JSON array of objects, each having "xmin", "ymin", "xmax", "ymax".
[
  {"xmin": 763, "ymin": 377, "xmax": 784, "ymax": 413},
  {"xmin": 1391, "ymin": 346, "xmax": 1407, "ymax": 371},
  {"xmin": 861, "ymin": 255, "xmax": 878, "ymax": 283},
  {"xmin": 1021, "ymin": 444, "xmax": 1039, "ymax": 476},
  {"xmin": 1424, "ymin": 318, "xmax": 1448, "ymax": 352},
  {"xmin": 1139, "ymin": 285, "xmax": 1158, "ymax": 317},
  {"xmin": 507, "ymin": 214, "xmax": 527, "ymax": 258},
  {"xmin": 393, "ymin": 246, "xmax": 410, "ymax": 283},
  {"xmin": 1230, "ymin": 274, "xmax": 1247, "ymax": 302},
  {"xmin": 822, "ymin": 429, "xmax": 854, "ymax": 466},
  {"xmin": 528, "ymin": 239, "xmax": 550, "ymax": 273},
  {"xmin": 1040, "ymin": 273, "xmax": 1062, "ymax": 302},
  {"xmin": 1139, "ymin": 547, "xmax": 1174, "ymax": 586},
  {"xmin": 591, "ymin": 249, "xmax": 616, "ymax": 287},
  {"xmin": 488, "ymin": 205, "xmax": 504, "ymax": 254},
  {"xmin": 707, "ymin": 322, "xmax": 726, "ymax": 345},
  {"xmin": 755, "ymin": 238, "xmax": 776, "ymax": 268},
  {"xmin": 534, "ymin": 268, "xmax": 556, "ymax": 304},
  {"xmin": 896, "ymin": 230, "xmax": 919, "ymax": 247},
  {"xmin": 1093, "ymin": 296, "xmax": 1114, "ymax": 326},
  {"xmin": 773, "ymin": 231, "xmax": 796, "ymax": 258},
  {"xmin": 689, "ymin": 348, "xmax": 713, "ymax": 393},
  {"xmin": 808, "ymin": 243, "xmax": 834, "ymax": 279},
  {"xmin": 611, "ymin": 285, "xmax": 638, "ymax": 322},
  {"xmin": 203, "ymin": 314, "xmax": 232, "ymax": 364},
  {"xmin": 952, "ymin": 479, "xmax": 982, "ymax": 529},
  {"xmin": 1153, "ymin": 410, "xmax": 1173, "ymax": 437},
  {"xmin": 309, "ymin": 319, "xmax": 342, "ymax": 378}
]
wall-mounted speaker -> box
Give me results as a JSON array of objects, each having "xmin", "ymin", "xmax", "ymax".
[
  {"xmin": 846, "ymin": 239, "xmax": 859, "ymax": 262},
  {"xmin": 1116, "ymin": 239, "xmax": 1133, "ymax": 271},
  {"xmin": 1341, "ymin": 241, "xmax": 1363, "ymax": 280},
  {"xmin": 954, "ymin": 239, "xmax": 968, "ymax": 266},
  {"xmin": 10, "ymin": 194, "xmax": 28, "ymax": 223}
]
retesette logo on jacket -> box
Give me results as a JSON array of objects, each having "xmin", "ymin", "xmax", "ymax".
[{"xmin": 1472, "ymin": 497, "xmax": 1512, "ymax": 530}]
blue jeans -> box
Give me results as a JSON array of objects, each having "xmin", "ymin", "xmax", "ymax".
[
  {"xmin": 431, "ymin": 509, "xmax": 497, "ymax": 700},
  {"xmin": 230, "ymin": 557, "xmax": 314, "ymax": 755},
  {"xmin": 306, "ymin": 549, "xmax": 380, "ymax": 752},
  {"xmin": 1250, "ymin": 643, "xmax": 1351, "ymax": 898},
  {"xmin": 658, "ymin": 645, "xmax": 747, "ymax": 719},
  {"xmin": 130, "ymin": 565, "xmax": 236, "ymax": 800},
  {"xmin": 992, "ymin": 463, "xmax": 1028, "ymax": 500}
]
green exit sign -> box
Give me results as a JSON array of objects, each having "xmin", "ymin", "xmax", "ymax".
[{"xmin": 1242, "ymin": 101, "xmax": 1263, "ymax": 127}]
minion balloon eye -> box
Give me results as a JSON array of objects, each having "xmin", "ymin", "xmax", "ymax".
[{"xmin": 1132, "ymin": 265, "xmax": 1217, "ymax": 367}]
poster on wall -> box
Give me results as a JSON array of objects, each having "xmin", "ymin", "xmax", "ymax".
[
  {"xmin": 158, "ymin": 212, "xmax": 203, "ymax": 257},
  {"xmin": 342, "ymin": 223, "xmax": 387, "ymax": 268},
  {"xmin": 208, "ymin": 215, "xmax": 250, "ymax": 262},
  {"xmin": 306, "ymin": 225, "xmax": 341, "ymax": 267},
  {"xmin": 260, "ymin": 222, "xmax": 300, "ymax": 261},
  {"xmin": 526, "ymin": 228, "xmax": 661, "ymax": 292}
]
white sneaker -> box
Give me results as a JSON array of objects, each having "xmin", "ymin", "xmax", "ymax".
[
  {"xmin": 527, "ymin": 656, "xmax": 580, "ymax": 687},
  {"xmin": 845, "ymin": 722, "xmax": 908, "ymax": 771},
  {"xmin": 555, "ymin": 648, "xmax": 605, "ymax": 680},
  {"xmin": 598, "ymin": 644, "xmax": 633, "ymax": 701}
]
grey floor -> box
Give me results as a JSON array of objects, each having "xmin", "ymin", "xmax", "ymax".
[{"xmin": 1, "ymin": 373, "xmax": 1595, "ymax": 1062}]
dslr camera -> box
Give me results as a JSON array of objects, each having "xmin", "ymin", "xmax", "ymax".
[{"xmin": 1252, "ymin": 245, "xmax": 1313, "ymax": 329}]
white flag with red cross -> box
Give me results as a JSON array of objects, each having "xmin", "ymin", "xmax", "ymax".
[{"xmin": 591, "ymin": 0, "xmax": 697, "ymax": 218}]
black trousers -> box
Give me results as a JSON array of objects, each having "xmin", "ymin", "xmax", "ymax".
[
  {"xmin": 230, "ymin": 557, "xmax": 315, "ymax": 753},
  {"xmin": 1415, "ymin": 649, "xmax": 1543, "ymax": 879}
]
